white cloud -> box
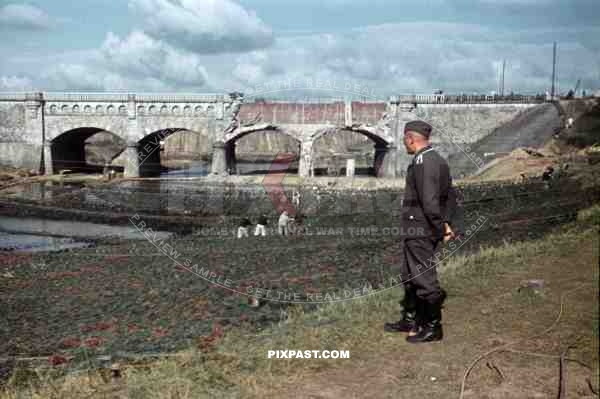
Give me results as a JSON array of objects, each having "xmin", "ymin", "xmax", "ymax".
[
  {"xmin": 40, "ymin": 31, "xmax": 209, "ymax": 91},
  {"xmin": 100, "ymin": 31, "xmax": 208, "ymax": 85},
  {"xmin": 43, "ymin": 63, "xmax": 174, "ymax": 91},
  {"xmin": 0, "ymin": 3, "xmax": 52, "ymax": 30},
  {"xmin": 25, "ymin": 0, "xmax": 269, "ymax": 90},
  {"xmin": 218, "ymin": 22, "xmax": 600, "ymax": 95},
  {"xmin": 6, "ymin": 20, "xmax": 599, "ymax": 95},
  {"xmin": 129, "ymin": 0, "xmax": 274, "ymax": 54}
]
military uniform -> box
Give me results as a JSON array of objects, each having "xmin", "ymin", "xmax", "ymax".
[
  {"xmin": 385, "ymin": 121, "xmax": 453, "ymax": 343},
  {"xmin": 400, "ymin": 145, "xmax": 451, "ymax": 303}
]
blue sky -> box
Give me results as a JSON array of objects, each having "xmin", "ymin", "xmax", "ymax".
[{"xmin": 0, "ymin": 0, "xmax": 598, "ymax": 95}]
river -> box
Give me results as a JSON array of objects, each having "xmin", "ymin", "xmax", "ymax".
[{"xmin": 0, "ymin": 216, "xmax": 172, "ymax": 252}]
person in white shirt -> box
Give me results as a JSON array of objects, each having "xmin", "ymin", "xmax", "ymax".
[
  {"xmin": 292, "ymin": 190, "xmax": 301, "ymax": 208},
  {"xmin": 567, "ymin": 117, "xmax": 574, "ymax": 129},
  {"xmin": 278, "ymin": 211, "xmax": 290, "ymax": 236}
]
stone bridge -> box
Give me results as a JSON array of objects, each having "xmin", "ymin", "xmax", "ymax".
[
  {"xmin": 223, "ymin": 99, "xmax": 411, "ymax": 177},
  {"xmin": 0, "ymin": 92, "xmax": 542, "ymax": 178}
]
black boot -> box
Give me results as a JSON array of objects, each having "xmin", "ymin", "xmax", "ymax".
[
  {"xmin": 384, "ymin": 287, "xmax": 417, "ymax": 333},
  {"xmin": 407, "ymin": 297, "xmax": 426, "ymax": 336},
  {"xmin": 406, "ymin": 300, "xmax": 443, "ymax": 343}
]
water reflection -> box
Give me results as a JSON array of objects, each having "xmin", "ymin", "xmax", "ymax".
[
  {"xmin": 158, "ymin": 160, "xmax": 296, "ymax": 177},
  {"xmin": 0, "ymin": 231, "xmax": 91, "ymax": 253},
  {"xmin": 0, "ymin": 216, "xmax": 171, "ymax": 241},
  {"xmin": 0, "ymin": 157, "xmax": 314, "ymax": 218}
]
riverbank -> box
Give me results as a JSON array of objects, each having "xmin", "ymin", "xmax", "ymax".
[{"xmin": 1, "ymin": 206, "xmax": 598, "ymax": 398}]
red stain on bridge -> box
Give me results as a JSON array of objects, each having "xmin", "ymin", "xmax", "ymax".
[
  {"xmin": 261, "ymin": 152, "xmax": 297, "ymax": 216},
  {"xmin": 237, "ymin": 101, "xmax": 386, "ymax": 126}
]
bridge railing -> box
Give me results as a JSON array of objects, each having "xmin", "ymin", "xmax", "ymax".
[
  {"xmin": 135, "ymin": 93, "xmax": 228, "ymax": 103},
  {"xmin": 394, "ymin": 94, "xmax": 546, "ymax": 104},
  {"xmin": 44, "ymin": 93, "xmax": 130, "ymax": 102},
  {"xmin": 45, "ymin": 92, "xmax": 231, "ymax": 103},
  {"xmin": 0, "ymin": 92, "xmax": 548, "ymax": 104},
  {"xmin": 0, "ymin": 92, "xmax": 233, "ymax": 103},
  {"xmin": 239, "ymin": 94, "xmax": 546, "ymax": 104}
]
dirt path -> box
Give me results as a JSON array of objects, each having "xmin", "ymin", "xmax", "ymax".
[
  {"xmin": 272, "ymin": 228, "xmax": 599, "ymax": 399},
  {"xmin": 450, "ymin": 103, "xmax": 562, "ymax": 177}
]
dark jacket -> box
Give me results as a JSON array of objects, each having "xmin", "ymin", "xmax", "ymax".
[
  {"xmin": 257, "ymin": 215, "xmax": 268, "ymax": 225},
  {"xmin": 401, "ymin": 146, "xmax": 452, "ymax": 240}
]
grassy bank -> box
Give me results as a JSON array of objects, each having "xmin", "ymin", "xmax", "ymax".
[{"xmin": 2, "ymin": 207, "xmax": 599, "ymax": 399}]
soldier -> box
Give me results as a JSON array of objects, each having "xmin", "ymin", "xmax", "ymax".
[{"xmin": 384, "ymin": 120, "xmax": 455, "ymax": 343}]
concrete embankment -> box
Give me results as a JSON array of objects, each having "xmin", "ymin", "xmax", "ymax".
[
  {"xmin": 1, "ymin": 177, "xmax": 598, "ymax": 246},
  {"xmin": 448, "ymin": 103, "xmax": 562, "ymax": 177}
]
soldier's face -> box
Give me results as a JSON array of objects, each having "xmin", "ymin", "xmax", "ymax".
[{"xmin": 403, "ymin": 132, "xmax": 415, "ymax": 154}]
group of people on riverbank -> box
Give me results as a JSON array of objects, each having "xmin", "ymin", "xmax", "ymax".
[{"xmin": 237, "ymin": 212, "xmax": 304, "ymax": 238}]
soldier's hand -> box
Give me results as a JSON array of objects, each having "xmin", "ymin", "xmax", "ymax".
[{"xmin": 443, "ymin": 223, "xmax": 455, "ymax": 242}]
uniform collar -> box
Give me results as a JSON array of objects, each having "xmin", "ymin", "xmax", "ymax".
[{"xmin": 412, "ymin": 145, "xmax": 433, "ymax": 160}]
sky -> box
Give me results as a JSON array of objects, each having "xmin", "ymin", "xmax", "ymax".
[{"xmin": 0, "ymin": 0, "xmax": 598, "ymax": 96}]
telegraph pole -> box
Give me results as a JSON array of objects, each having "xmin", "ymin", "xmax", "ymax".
[
  {"xmin": 501, "ymin": 59, "xmax": 506, "ymax": 97},
  {"xmin": 551, "ymin": 42, "xmax": 557, "ymax": 100}
]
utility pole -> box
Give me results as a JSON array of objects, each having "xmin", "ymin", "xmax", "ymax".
[
  {"xmin": 497, "ymin": 64, "xmax": 500, "ymax": 95},
  {"xmin": 551, "ymin": 42, "xmax": 557, "ymax": 100},
  {"xmin": 501, "ymin": 59, "xmax": 506, "ymax": 97}
]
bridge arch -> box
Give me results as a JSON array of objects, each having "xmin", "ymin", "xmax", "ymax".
[
  {"xmin": 223, "ymin": 125, "xmax": 301, "ymax": 175},
  {"xmin": 311, "ymin": 126, "xmax": 390, "ymax": 146},
  {"xmin": 49, "ymin": 127, "xmax": 126, "ymax": 174},
  {"xmin": 311, "ymin": 127, "xmax": 393, "ymax": 177},
  {"xmin": 223, "ymin": 124, "xmax": 303, "ymax": 144},
  {"xmin": 136, "ymin": 127, "xmax": 211, "ymax": 177},
  {"xmin": 44, "ymin": 116, "xmax": 128, "ymax": 143}
]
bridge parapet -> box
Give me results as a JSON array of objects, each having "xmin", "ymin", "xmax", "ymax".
[
  {"xmin": 42, "ymin": 92, "xmax": 231, "ymax": 103},
  {"xmin": 393, "ymin": 93, "xmax": 545, "ymax": 104},
  {"xmin": 1, "ymin": 92, "xmax": 238, "ymax": 119},
  {"xmin": 1, "ymin": 91, "xmax": 545, "ymax": 105},
  {"xmin": 43, "ymin": 102, "xmax": 226, "ymax": 118}
]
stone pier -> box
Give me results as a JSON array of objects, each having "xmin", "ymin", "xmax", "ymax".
[
  {"xmin": 123, "ymin": 143, "xmax": 140, "ymax": 178},
  {"xmin": 211, "ymin": 142, "xmax": 227, "ymax": 176}
]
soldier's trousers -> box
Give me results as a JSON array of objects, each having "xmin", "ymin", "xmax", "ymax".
[{"xmin": 400, "ymin": 238, "xmax": 443, "ymax": 303}]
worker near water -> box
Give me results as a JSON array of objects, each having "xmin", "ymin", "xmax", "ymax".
[
  {"xmin": 237, "ymin": 217, "xmax": 252, "ymax": 239},
  {"xmin": 278, "ymin": 211, "xmax": 290, "ymax": 236},
  {"xmin": 254, "ymin": 214, "xmax": 268, "ymax": 236}
]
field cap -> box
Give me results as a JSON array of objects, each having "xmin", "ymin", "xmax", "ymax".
[{"xmin": 404, "ymin": 120, "xmax": 432, "ymax": 139}]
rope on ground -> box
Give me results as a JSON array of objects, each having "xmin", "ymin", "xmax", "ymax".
[
  {"xmin": 458, "ymin": 282, "xmax": 590, "ymax": 399},
  {"xmin": 558, "ymin": 347, "xmax": 572, "ymax": 399}
]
